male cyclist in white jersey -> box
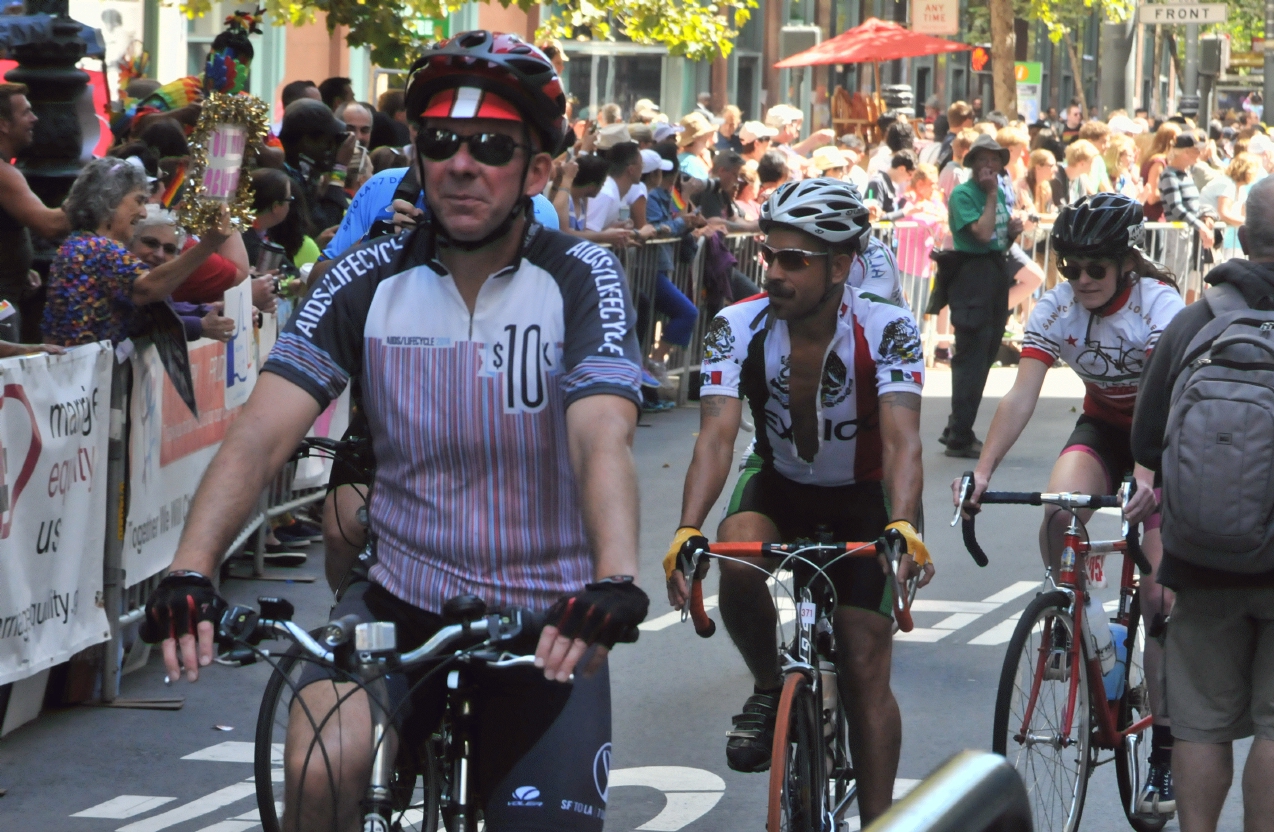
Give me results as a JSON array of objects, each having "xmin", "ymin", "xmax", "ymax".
[
  {"xmin": 665, "ymin": 179, "xmax": 932, "ymax": 824},
  {"xmin": 140, "ymin": 32, "xmax": 649, "ymax": 832},
  {"xmin": 956, "ymin": 193, "xmax": 1183, "ymax": 816}
]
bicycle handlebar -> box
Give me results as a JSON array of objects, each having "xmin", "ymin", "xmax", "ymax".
[
  {"xmin": 954, "ymin": 471, "xmax": 1151, "ymax": 573},
  {"xmin": 681, "ymin": 533, "xmax": 915, "ymax": 637}
]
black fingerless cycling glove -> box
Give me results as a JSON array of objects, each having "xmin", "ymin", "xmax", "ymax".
[
  {"xmin": 545, "ymin": 579, "xmax": 650, "ymax": 649},
  {"xmin": 139, "ymin": 572, "xmax": 227, "ymax": 644}
]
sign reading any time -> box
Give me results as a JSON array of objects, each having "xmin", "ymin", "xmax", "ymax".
[
  {"xmin": 1139, "ymin": 3, "xmax": 1228, "ymax": 24},
  {"xmin": 912, "ymin": 0, "xmax": 959, "ymax": 36}
]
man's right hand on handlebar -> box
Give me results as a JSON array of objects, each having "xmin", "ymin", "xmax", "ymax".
[
  {"xmin": 664, "ymin": 526, "xmax": 709, "ymax": 610},
  {"xmin": 139, "ymin": 571, "xmax": 227, "ymax": 683},
  {"xmin": 952, "ymin": 469, "xmax": 991, "ymax": 520}
]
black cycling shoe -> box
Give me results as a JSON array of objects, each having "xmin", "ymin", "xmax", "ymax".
[
  {"xmin": 1137, "ymin": 760, "xmax": 1176, "ymax": 816},
  {"xmin": 725, "ymin": 689, "xmax": 781, "ymax": 773}
]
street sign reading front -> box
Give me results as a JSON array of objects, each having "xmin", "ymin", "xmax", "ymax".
[{"xmin": 1139, "ymin": 3, "xmax": 1228, "ymax": 24}]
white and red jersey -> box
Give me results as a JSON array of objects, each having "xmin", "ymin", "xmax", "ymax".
[
  {"xmin": 700, "ymin": 284, "xmax": 924, "ymax": 486},
  {"xmin": 1021, "ymin": 277, "xmax": 1185, "ymax": 430}
]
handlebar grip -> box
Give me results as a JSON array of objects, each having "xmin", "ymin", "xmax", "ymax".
[
  {"xmin": 895, "ymin": 603, "xmax": 914, "ymax": 633},
  {"xmin": 707, "ymin": 542, "xmax": 766, "ymax": 557},
  {"xmin": 962, "ymin": 515, "xmax": 990, "ymax": 567},
  {"xmin": 980, "ymin": 491, "xmax": 1044, "ymax": 505},
  {"xmin": 688, "ymin": 581, "xmax": 716, "ymax": 638}
]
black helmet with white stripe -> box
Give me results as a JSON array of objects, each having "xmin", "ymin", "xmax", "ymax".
[
  {"xmin": 760, "ymin": 177, "xmax": 872, "ymax": 252},
  {"xmin": 1051, "ymin": 192, "xmax": 1146, "ymax": 258}
]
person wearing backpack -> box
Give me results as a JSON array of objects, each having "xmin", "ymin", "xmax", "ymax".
[
  {"xmin": 957, "ymin": 193, "xmax": 1185, "ymax": 818},
  {"xmin": 1131, "ymin": 174, "xmax": 1274, "ymax": 832}
]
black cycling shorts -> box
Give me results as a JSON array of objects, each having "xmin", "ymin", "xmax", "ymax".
[
  {"xmin": 725, "ymin": 455, "xmax": 892, "ymax": 616},
  {"xmin": 296, "ymin": 582, "xmax": 611, "ymax": 831},
  {"xmin": 1061, "ymin": 415, "xmax": 1134, "ymax": 493}
]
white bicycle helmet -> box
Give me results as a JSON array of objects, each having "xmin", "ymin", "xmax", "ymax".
[{"xmin": 759, "ymin": 177, "xmax": 872, "ymax": 252}]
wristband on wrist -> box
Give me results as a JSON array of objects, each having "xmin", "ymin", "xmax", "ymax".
[
  {"xmin": 332, "ymin": 164, "xmax": 348, "ymax": 174},
  {"xmin": 595, "ymin": 575, "xmax": 635, "ymax": 584}
]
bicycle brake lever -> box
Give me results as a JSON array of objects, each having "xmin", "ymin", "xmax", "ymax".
[{"xmin": 953, "ymin": 472, "xmax": 973, "ymax": 527}]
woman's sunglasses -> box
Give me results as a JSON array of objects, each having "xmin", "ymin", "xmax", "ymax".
[
  {"xmin": 137, "ymin": 236, "xmax": 179, "ymax": 256},
  {"xmin": 760, "ymin": 244, "xmax": 830, "ymax": 271},
  {"xmin": 1058, "ymin": 260, "xmax": 1113, "ymax": 282},
  {"xmin": 417, "ymin": 128, "xmax": 527, "ymax": 167}
]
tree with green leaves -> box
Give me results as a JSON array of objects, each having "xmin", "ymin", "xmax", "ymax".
[{"xmin": 179, "ymin": 0, "xmax": 756, "ymax": 68}]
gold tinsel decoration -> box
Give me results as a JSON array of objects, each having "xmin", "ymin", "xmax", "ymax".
[{"xmin": 179, "ymin": 91, "xmax": 269, "ymax": 236}]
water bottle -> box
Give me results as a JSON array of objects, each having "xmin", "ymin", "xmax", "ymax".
[
  {"xmin": 1104, "ymin": 623, "xmax": 1128, "ymax": 701},
  {"xmin": 1084, "ymin": 593, "xmax": 1116, "ymax": 676}
]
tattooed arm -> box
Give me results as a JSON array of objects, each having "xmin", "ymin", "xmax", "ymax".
[
  {"xmin": 678, "ymin": 395, "xmax": 744, "ymax": 529},
  {"xmin": 879, "ymin": 391, "xmax": 924, "ymax": 527}
]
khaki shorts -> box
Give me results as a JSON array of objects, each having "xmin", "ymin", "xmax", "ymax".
[{"xmin": 1165, "ymin": 586, "xmax": 1274, "ymax": 743}]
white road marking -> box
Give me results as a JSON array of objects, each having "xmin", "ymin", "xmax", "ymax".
[
  {"xmin": 897, "ymin": 581, "xmax": 1040, "ymax": 643},
  {"xmin": 610, "ymin": 765, "xmax": 726, "ymax": 832},
  {"xmin": 115, "ymin": 783, "xmax": 256, "ymax": 832},
  {"xmin": 641, "ymin": 596, "xmax": 719, "ymax": 632},
  {"xmin": 191, "ymin": 822, "xmax": 257, "ymax": 832},
  {"xmin": 965, "ymin": 588, "xmax": 1124, "ymax": 646},
  {"xmin": 71, "ymin": 796, "xmax": 177, "ymax": 819},
  {"xmin": 843, "ymin": 779, "xmax": 921, "ymax": 830}
]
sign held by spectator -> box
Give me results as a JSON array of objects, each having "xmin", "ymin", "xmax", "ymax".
[{"xmin": 179, "ymin": 91, "xmax": 269, "ymax": 236}]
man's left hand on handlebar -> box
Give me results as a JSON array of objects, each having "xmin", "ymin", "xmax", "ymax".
[
  {"xmin": 886, "ymin": 519, "xmax": 934, "ymax": 589},
  {"xmin": 139, "ymin": 571, "xmax": 227, "ymax": 683},
  {"xmin": 535, "ymin": 577, "xmax": 650, "ymax": 683}
]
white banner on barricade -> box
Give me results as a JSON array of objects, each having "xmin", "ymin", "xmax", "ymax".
[
  {"xmin": 123, "ymin": 339, "xmax": 245, "ymax": 583},
  {"xmin": 0, "ymin": 344, "xmax": 112, "ymax": 686},
  {"xmin": 223, "ymin": 280, "xmax": 257, "ymax": 410}
]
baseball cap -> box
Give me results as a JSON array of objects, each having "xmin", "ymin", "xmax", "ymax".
[
  {"xmin": 652, "ymin": 122, "xmax": 683, "ymax": 143},
  {"xmin": 421, "ymin": 87, "xmax": 522, "ymax": 123},
  {"xmin": 739, "ymin": 120, "xmax": 778, "ymax": 144},
  {"xmin": 280, "ymin": 99, "xmax": 348, "ymax": 143},
  {"xmin": 596, "ymin": 123, "xmax": 633, "ymax": 150},
  {"xmin": 640, "ymin": 148, "xmax": 672, "ymax": 174}
]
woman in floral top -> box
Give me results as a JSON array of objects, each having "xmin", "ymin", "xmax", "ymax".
[{"xmin": 43, "ymin": 157, "xmax": 230, "ymax": 346}]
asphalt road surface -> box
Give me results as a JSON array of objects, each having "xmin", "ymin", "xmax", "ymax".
[{"xmin": 0, "ymin": 367, "xmax": 1252, "ymax": 831}]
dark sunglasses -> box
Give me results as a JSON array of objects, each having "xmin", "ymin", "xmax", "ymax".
[
  {"xmin": 417, "ymin": 128, "xmax": 527, "ymax": 166},
  {"xmin": 1058, "ymin": 260, "xmax": 1114, "ymax": 282},
  {"xmin": 137, "ymin": 236, "xmax": 179, "ymax": 256},
  {"xmin": 760, "ymin": 244, "xmax": 830, "ymax": 271}
]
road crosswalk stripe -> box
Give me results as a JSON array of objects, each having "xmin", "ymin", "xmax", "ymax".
[
  {"xmin": 896, "ymin": 580, "xmax": 1039, "ymax": 643},
  {"xmin": 71, "ymin": 796, "xmax": 177, "ymax": 819},
  {"xmin": 114, "ymin": 783, "xmax": 255, "ymax": 832}
]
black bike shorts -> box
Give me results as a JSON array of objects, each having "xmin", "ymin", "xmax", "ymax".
[
  {"xmin": 1061, "ymin": 415, "xmax": 1134, "ymax": 493},
  {"xmin": 724, "ymin": 455, "xmax": 893, "ymax": 616},
  {"xmin": 296, "ymin": 582, "xmax": 612, "ymax": 831}
]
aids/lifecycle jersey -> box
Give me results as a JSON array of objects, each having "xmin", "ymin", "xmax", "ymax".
[
  {"xmin": 700, "ymin": 283, "xmax": 925, "ymax": 486},
  {"xmin": 1021, "ymin": 277, "xmax": 1184, "ymax": 430},
  {"xmin": 263, "ymin": 225, "xmax": 643, "ymax": 614}
]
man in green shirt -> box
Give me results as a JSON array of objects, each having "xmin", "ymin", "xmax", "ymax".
[{"xmin": 940, "ymin": 134, "xmax": 1022, "ymax": 457}]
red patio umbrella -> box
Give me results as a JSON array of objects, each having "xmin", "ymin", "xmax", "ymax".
[{"xmin": 774, "ymin": 17, "xmax": 971, "ymax": 68}]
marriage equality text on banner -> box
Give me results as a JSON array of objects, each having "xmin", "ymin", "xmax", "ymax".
[
  {"xmin": 0, "ymin": 344, "xmax": 113, "ymax": 687},
  {"xmin": 123, "ymin": 338, "xmax": 245, "ymax": 583}
]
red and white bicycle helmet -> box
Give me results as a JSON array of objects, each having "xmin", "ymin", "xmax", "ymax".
[
  {"xmin": 405, "ymin": 30, "xmax": 569, "ymax": 154},
  {"xmin": 760, "ymin": 178, "xmax": 873, "ymax": 252}
]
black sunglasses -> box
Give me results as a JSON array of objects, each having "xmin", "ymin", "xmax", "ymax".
[
  {"xmin": 760, "ymin": 244, "xmax": 831, "ymax": 271},
  {"xmin": 417, "ymin": 128, "xmax": 528, "ymax": 167},
  {"xmin": 1058, "ymin": 260, "xmax": 1114, "ymax": 282},
  {"xmin": 137, "ymin": 236, "xmax": 179, "ymax": 256}
]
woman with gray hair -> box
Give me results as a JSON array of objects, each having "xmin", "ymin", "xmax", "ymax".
[
  {"xmin": 129, "ymin": 205, "xmax": 233, "ymax": 343},
  {"xmin": 43, "ymin": 157, "xmax": 231, "ymax": 346}
]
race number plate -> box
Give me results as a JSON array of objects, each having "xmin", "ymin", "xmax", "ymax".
[
  {"xmin": 1086, "ymin": 553, "xmax": 1108, "ymax": 589},
  {"xmin": 798, "ymin": 602, "xmax": 816, "ymax": 626}
]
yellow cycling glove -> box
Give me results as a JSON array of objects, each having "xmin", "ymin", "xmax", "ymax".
[
  {"xmin": 885, "ymin": 520, "xmax": 931, "ymax": 568},
  {"xmin": 664, "ymin": 526, "xmax": 708, "ymax": 581}
]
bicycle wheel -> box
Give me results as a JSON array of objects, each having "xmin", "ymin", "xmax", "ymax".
[
  {"xmin": 1114, "ymin": 594, "xmax": 1168, "ymax": 832},
  {"xmin": 993, "ymin": 590, "xmax": 1092, "ymax": 832},
  {"xmin": 254, "ymin": 644, "xmax": 442, "ymax": 832},
  {"xmin": 767, "ymin": 672, "xmax": 826, "ymax": 832}
]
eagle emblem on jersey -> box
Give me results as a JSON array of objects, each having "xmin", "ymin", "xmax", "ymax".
[
  {"xmin": 877, "ymin": 318, "xmax": 922, "ymax": 367},
  {"xmin": 821, "ymin": 352, "xmax": 852, "ymax": 407},
  {"xmin": 768, "ymin": 355, "xmax": 791, "ymax": 407},
  {"xmin": 703, "ymin": 316, "xmax": 735, "ymax": 364}
]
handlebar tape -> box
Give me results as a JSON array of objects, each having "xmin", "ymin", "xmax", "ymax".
[
  {"xmin": 962, "ymin": 515, "xmax": 990, "ymax": 567},
  {"xmin": 979, "ymin": 491, "xmax": 1045, "ymax": 505},
  {"xmin": 894, "ymin": 598, "xmax": 914, "ymax": 632},
  {"xmin": 688, "ymin": 581, "xmax": 716, "ymax": 638},
  {"xmin": 1126, "ymin": 524, "xmax": 1152, "ymax": 575}
]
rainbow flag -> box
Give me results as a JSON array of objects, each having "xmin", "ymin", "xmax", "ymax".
[
  {"xmin": 160, "ymin": 161, "xmax": 187, "ymax": 209},
  {"xmin": 671, "ymin": 187, "xmax": 689, "ymax": 215}
]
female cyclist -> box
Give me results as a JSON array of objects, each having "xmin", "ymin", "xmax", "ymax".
[{"xmin": 953, "ymin": 192, "xmax": 1182, "ymax": 817}]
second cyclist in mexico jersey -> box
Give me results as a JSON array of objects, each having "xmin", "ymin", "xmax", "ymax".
[
  {"xmin": 849, "ymin": 236, "xmax": 907, "ymax": 309},
  {"xmin": 1021, "ymin": 278, "xmax": 1184, "ymax": 429},
  {"xmin": 700, "ymin": 283, "xmax": 925, "ymax": 486},
  {"xmin": 262, "ymin": 225, "xmax": 644, "ymax": 614}
]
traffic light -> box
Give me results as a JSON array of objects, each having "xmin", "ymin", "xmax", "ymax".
[{"xmin": 972, "ymin": 46, "xmax": 990, "ymax": 73}]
